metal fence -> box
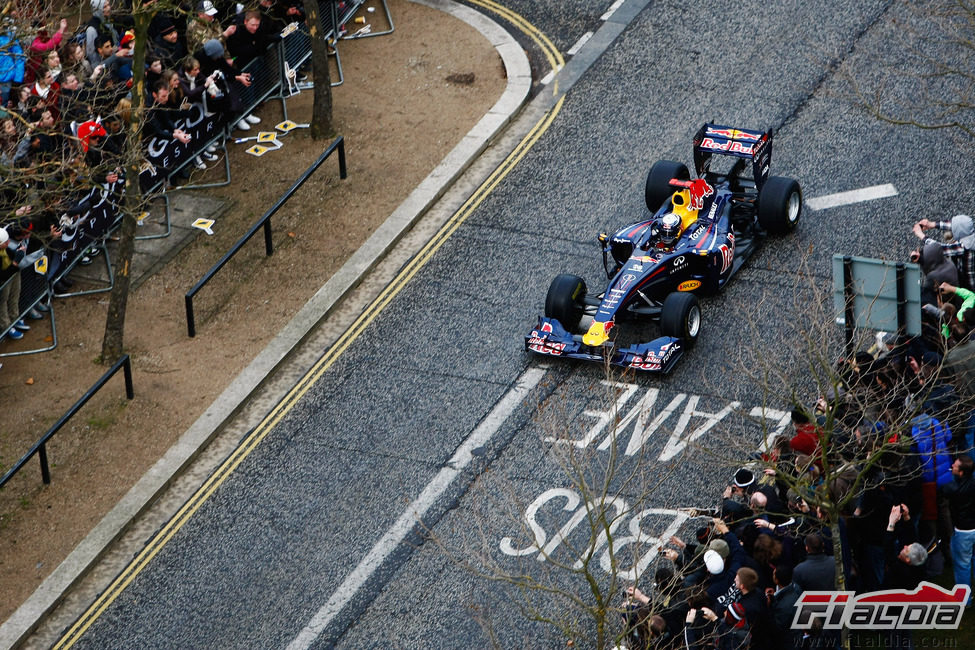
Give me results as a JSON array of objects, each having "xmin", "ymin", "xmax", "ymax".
[
  {"xmin": 0, "ymin": 354, "xmax": 134, "ymax": 487},
  {"xmin": 184, "ymin": 136, "xmax": 347, "ymax": 337}
]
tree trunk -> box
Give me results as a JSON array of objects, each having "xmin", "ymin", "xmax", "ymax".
[
  {"xmin": 302, "ymin": 0, "xmax": 335, "ymax": 140},
  {"xmin": 101, "ymin": 12, "xmax": 150, "ymax": 363}
]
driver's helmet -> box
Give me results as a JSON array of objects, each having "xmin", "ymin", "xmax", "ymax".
[{"xmin": 658, "ymin": 213, "xmax": 682, "ymax": 246}]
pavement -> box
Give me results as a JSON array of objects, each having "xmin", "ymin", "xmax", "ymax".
[{"xmin": 0, "ymin": 1, "xmax": 531, "ymax": 647}]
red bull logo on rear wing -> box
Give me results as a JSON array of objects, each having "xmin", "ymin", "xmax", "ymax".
[{"xmin": 692, "ymin": 122, "xmax": 773, "ymax": 188}]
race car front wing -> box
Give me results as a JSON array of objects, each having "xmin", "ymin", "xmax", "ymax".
[{"xmin": 525, "ymin": 317, "xmax": 685, "ymax": 374}]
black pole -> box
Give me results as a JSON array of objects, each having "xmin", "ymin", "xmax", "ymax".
[
  {"xmin": 186, "ymin": 293, "xmax": 196, "ymax": 338},
  {"xmin": 896, "ymin": 262, "xmax": 906, "ymax": 336},
  {"xmin": 843, "ymin": 256, "xmax": 855, "ymax": 359},
  {"xmin": 39, "ymin": 444, "xmax": 50, "ymax": 484}
]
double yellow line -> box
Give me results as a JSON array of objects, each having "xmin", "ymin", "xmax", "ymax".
[{"xmin": 55, "ymin": 4, "xmax": 565, "ymax": 648}]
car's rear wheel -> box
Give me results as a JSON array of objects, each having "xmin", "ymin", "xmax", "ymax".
[
  {"xmin": 660, "ymin": 291, "xmax": 701, "ymax": 343},
  {"xmin": 645, "ymin": 160, "xmax": 690, "ymax": 213},
  {"xmin": 758, "ymin": 176, "xmax": 802, "ymax": 235},
  {"xmin": 545, "ymin": 274, "xmax": 588, "ymax": 333}
]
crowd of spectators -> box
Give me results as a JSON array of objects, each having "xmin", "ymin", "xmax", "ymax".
[
  {"xmin": 617, "ymin": 214, "xmax": 975, "ymax": 648},
  {"xmin": 0, "ymin": 0, "xmax": 308, "ymax": 345}
]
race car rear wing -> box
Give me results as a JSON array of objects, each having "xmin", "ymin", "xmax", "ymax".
[{"xmin": 692, "ymin": 123, "xmax": 773, "ymax": 189}]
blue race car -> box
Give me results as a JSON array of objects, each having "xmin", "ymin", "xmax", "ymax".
[{"xmin": 525, "ymin": 123, "xmax": 802, "ymax": 373}]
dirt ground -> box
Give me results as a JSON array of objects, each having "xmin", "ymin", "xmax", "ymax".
[{"xmin": 0, "ymin": 0, "xmax": 507, "ymax": 622}]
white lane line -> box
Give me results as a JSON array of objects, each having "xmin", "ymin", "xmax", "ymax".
[
  {"xmin": 286, "ymin": 366, "xmax": 549, "ymax": 650},
  {"xmin": 806, "ymin": 183, "xmax": 898, "ymax": 211},
  {"xmin": 540, "ymin": 64, "xmax": 563, "ymax": 85},
  {"xmin": 601, "ymin": 0, "xmax": 625, "ymax": 20},
  {"xmin": 567, "ymin": 32, "xmax": 593, "ymax": 56}
]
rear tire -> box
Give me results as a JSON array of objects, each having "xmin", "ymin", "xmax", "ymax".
[
  {"xmin": 545, "ymin": 274, "xmax": 588, "ymax": 333},
  {"xmin": 758, "ymin": 176, "xmax": 802, "ymax": 235},
  {"xmin": 645, "ymin": 160, "xmax": 690, "ymax": 213},
  {"xmin": 660, "ymin": 291, "xmax": 701, "ymax": 344}
]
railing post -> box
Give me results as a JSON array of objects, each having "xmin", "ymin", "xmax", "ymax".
[
  {"xmin": 264, "ymin": 220, "xmax": 274, "ymax": 256},
  {"xmin": 338, "ymin": 136, "xmax": 347, "ymax": 179},
  {"xmin": 122, "ymin": 354, "xmax": 134, "ymax": 398},
  {"xmin": 186, "ymin": 294, "xmax": 196, "ymax": 338},
  {"xmin": 39, "ymin": 443, "xmax": 51, "ymax": 484}
]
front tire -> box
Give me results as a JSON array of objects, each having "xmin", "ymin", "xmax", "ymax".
[
  {"xmin": 660, "ymin": 291, "xmax": 701, "ymax": 343},
  {"xmin": 645, "ymin": 160, "xmax": 690, "ymax": 213},
  {"xmin": 545, "ymin": 274, "xmax": 588, "ymax": 333},
  {"xmin": 758, "ymin": 176, "xmax": 802, "ymax": 235}
]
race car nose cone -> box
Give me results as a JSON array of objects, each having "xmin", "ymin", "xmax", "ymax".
[{"xmin": 583, "ymin": 320, "xmax": 612, "ymax": 346}]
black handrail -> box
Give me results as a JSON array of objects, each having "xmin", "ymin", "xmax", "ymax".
[
  {"xmin": 0, "ymin": 354, "xmax": 134, "ymax": 488},
  {"xmin": 184, "ymin": 136, "xmax": 347, "ymax": 337}
]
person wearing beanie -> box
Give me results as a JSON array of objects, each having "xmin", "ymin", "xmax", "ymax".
[
  {"xmin": 915, "ymin": 214, "xmax": 975, "ymax": 290},
  {"xmin": 193, "ymin": 38, "xmax": 251, "ymax": 130}
]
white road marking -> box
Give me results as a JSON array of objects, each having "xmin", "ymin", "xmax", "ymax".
[
  {"xmin": 540, "ymin": 65, "xmax": 563, "ymax": 85},
  {"xmin": 567, "ymin": 32, "xmax": 593, "ymax": 56},
  {"xmin": 286, "ymin": 366, "xmax": 549, "ymax": 650},
  {"xmin": 806, "ymin": 183, "xmax": 898, "ymax": 211},
  {"xmin": 601, "ymin": 0, "xmax": 626, "ymax": 20}
]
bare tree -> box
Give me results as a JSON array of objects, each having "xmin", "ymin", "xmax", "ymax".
[{"xmin": 301, "ymin": 0, "xmax": 334, "ymax": 140}]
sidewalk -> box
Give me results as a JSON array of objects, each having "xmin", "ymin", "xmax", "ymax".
[{"xmin": 0, "ymin": 1, "xmax": 530, "ymax": 647}]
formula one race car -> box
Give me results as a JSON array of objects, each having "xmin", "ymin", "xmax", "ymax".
[{"xmin": 525, "ymin": 123, "xmax": 802, "ymax": 373}]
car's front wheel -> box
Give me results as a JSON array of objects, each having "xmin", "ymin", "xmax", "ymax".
[
  {"xmin": 545, "ymin": 274, "xmax": 588, "ymax": 333},
  {"xmin": 660, "ymin": 291, "xmax": 701, "ymax": 343},
  {"xmin": 758, "ymin": 176, "xmax": 802, "ymax": 235}
]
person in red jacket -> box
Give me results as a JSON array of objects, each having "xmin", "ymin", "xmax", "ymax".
[{"xmin": 25, "ymin": 18, "xmax": 67, "ymax": 84}]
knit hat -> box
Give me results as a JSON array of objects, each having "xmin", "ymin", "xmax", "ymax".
[
  {"xmin": 703, "ymin": 549, "xmax": 724, "ymax": 575},
  {"xmin": 733, "ymin": 467, "xmax": 754, "ymax": 489},
  {"xmin": 120, "ymin": 30, "xmax": 136, "ymax": 47},
  {"xmin": 951, "ymin": 214, "xmax": 975, "ymax": 250},
  {"xmin": 203, "ymin": 39, "xmax": 223, "ymax": 59},
  {"xmin": 708, "ymin": 539, "xmax": 730, "ymax": 560},
  {"xmin": 198, "ymin": 0, "xmax": 219, "ymax": 15}
]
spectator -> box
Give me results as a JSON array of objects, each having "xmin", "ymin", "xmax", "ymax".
[
  {"xmin": 86, "ymin": 0, "xmax": 120, "ymax": 69},
  {"xmin": 942, "ymin": 455, "xmax": 975, "ymax": 605},
  {"xmin": 792, "ymin": 533, "xmax": 834, "ymax": 592},
  {"xmin": 766, "ymin": 564, "xmax": 802, "ymax": 650},
  {"xmin": 30, "ymin": 66, "xmax": 60, "ymax": 120},
  {"xmin": 152, "ymin": 19, "xmax": 188, "ymax": 69},
  {"xmin": 25, "ymin": 18, "xmax": 67, "ymax": 84},
  {"xmin": 61, "ymin": 41, "xmax": 93, "ymax": 83},
  {"xmin": 144, "ymin": 80, "xmax": 191, "ymax": 149},
  {"xmin": 0, "ymin": 23, "xmax": 25, "ymax": 106},
  {"xmin": 0, "ymin": 226, "xmax": 31, "ymax": 341},
  {"xmin": 187, "ymin": 1, "xmax": 236, "ymax": 54},
  {"xmin": 194, "ymin": 38, "xmax": 253, "ymax": 131},
  {"xmin": 914, "ymin": 215, "xmax": 975, "ymax": 290},
  {"xmin": 227, "ymin": 9, "xmax": 278, "ymax": 69}
]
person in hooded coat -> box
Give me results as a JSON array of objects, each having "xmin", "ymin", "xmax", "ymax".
[
  {"xmin": 914, "ymin": 214, "xmax": 975, "ymax": 290},
  {"xmin": 917, "ymin": 240, "xmax": 958, "ymax": 307}
]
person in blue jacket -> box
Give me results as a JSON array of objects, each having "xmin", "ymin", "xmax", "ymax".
[{"xmin": 0, "ymin": 23, "xmax": 25, "ymax": 107}]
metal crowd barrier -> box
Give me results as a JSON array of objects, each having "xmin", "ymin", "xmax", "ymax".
[
  {"xmin": 0, "ymin": 354, "xmax": 133, "ymax": 487},
  {"xmin": 184, "ymin": 137, "xmax": 347, "ymax": 337}
]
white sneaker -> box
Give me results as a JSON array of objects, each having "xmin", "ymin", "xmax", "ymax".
[
  {"xmin": 206, "ymin": 144, "xmax": 218, "ymax": 153},
  {"xmin": 236, "ymin": 119, "xmax": 251, "ymax": 131},
  {"xmin": 194, "ymin": 156, "xmax": 207, "ymax": 170},
  {"xmin": 203, "ymin": 152, "xmax": 219, "ymax": 162},
  {"xmin": 245, "ymin": 114, "xmax": 261, "ymax": 125}
]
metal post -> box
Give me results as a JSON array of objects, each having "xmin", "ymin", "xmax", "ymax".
[
  {"xmin": 843, "ymin": 256, "xmax": 855, "ymax": 359},
  {"xmin": 122, "ymin": 355, "xmax": 134, "ymax": 399},
  {"xmin": 39, "ymin": 443, "xmax": 50, "ymax": 484},
  {"xmin": 895, "ymin": 262, "xmax": 906, "ymax": 336},
  {"xmin": 338, "ymin": 137, "xmax": 347, "ymax": 178},
  {"xmin": 264, "ymin": 220, "xmax": 274, "ymax": 256},
  {"xmin": 186, "ymin": 294, "xmax": 196, "ymax": 338}
]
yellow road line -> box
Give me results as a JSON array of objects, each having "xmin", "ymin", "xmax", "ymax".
[
  {"xmin": 54, "ymin": 52, "xmax": 567, "ymax": 650},
  {"xmin": 465, "ymin": 0, "xmax": 565, "ymax": 71}
]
